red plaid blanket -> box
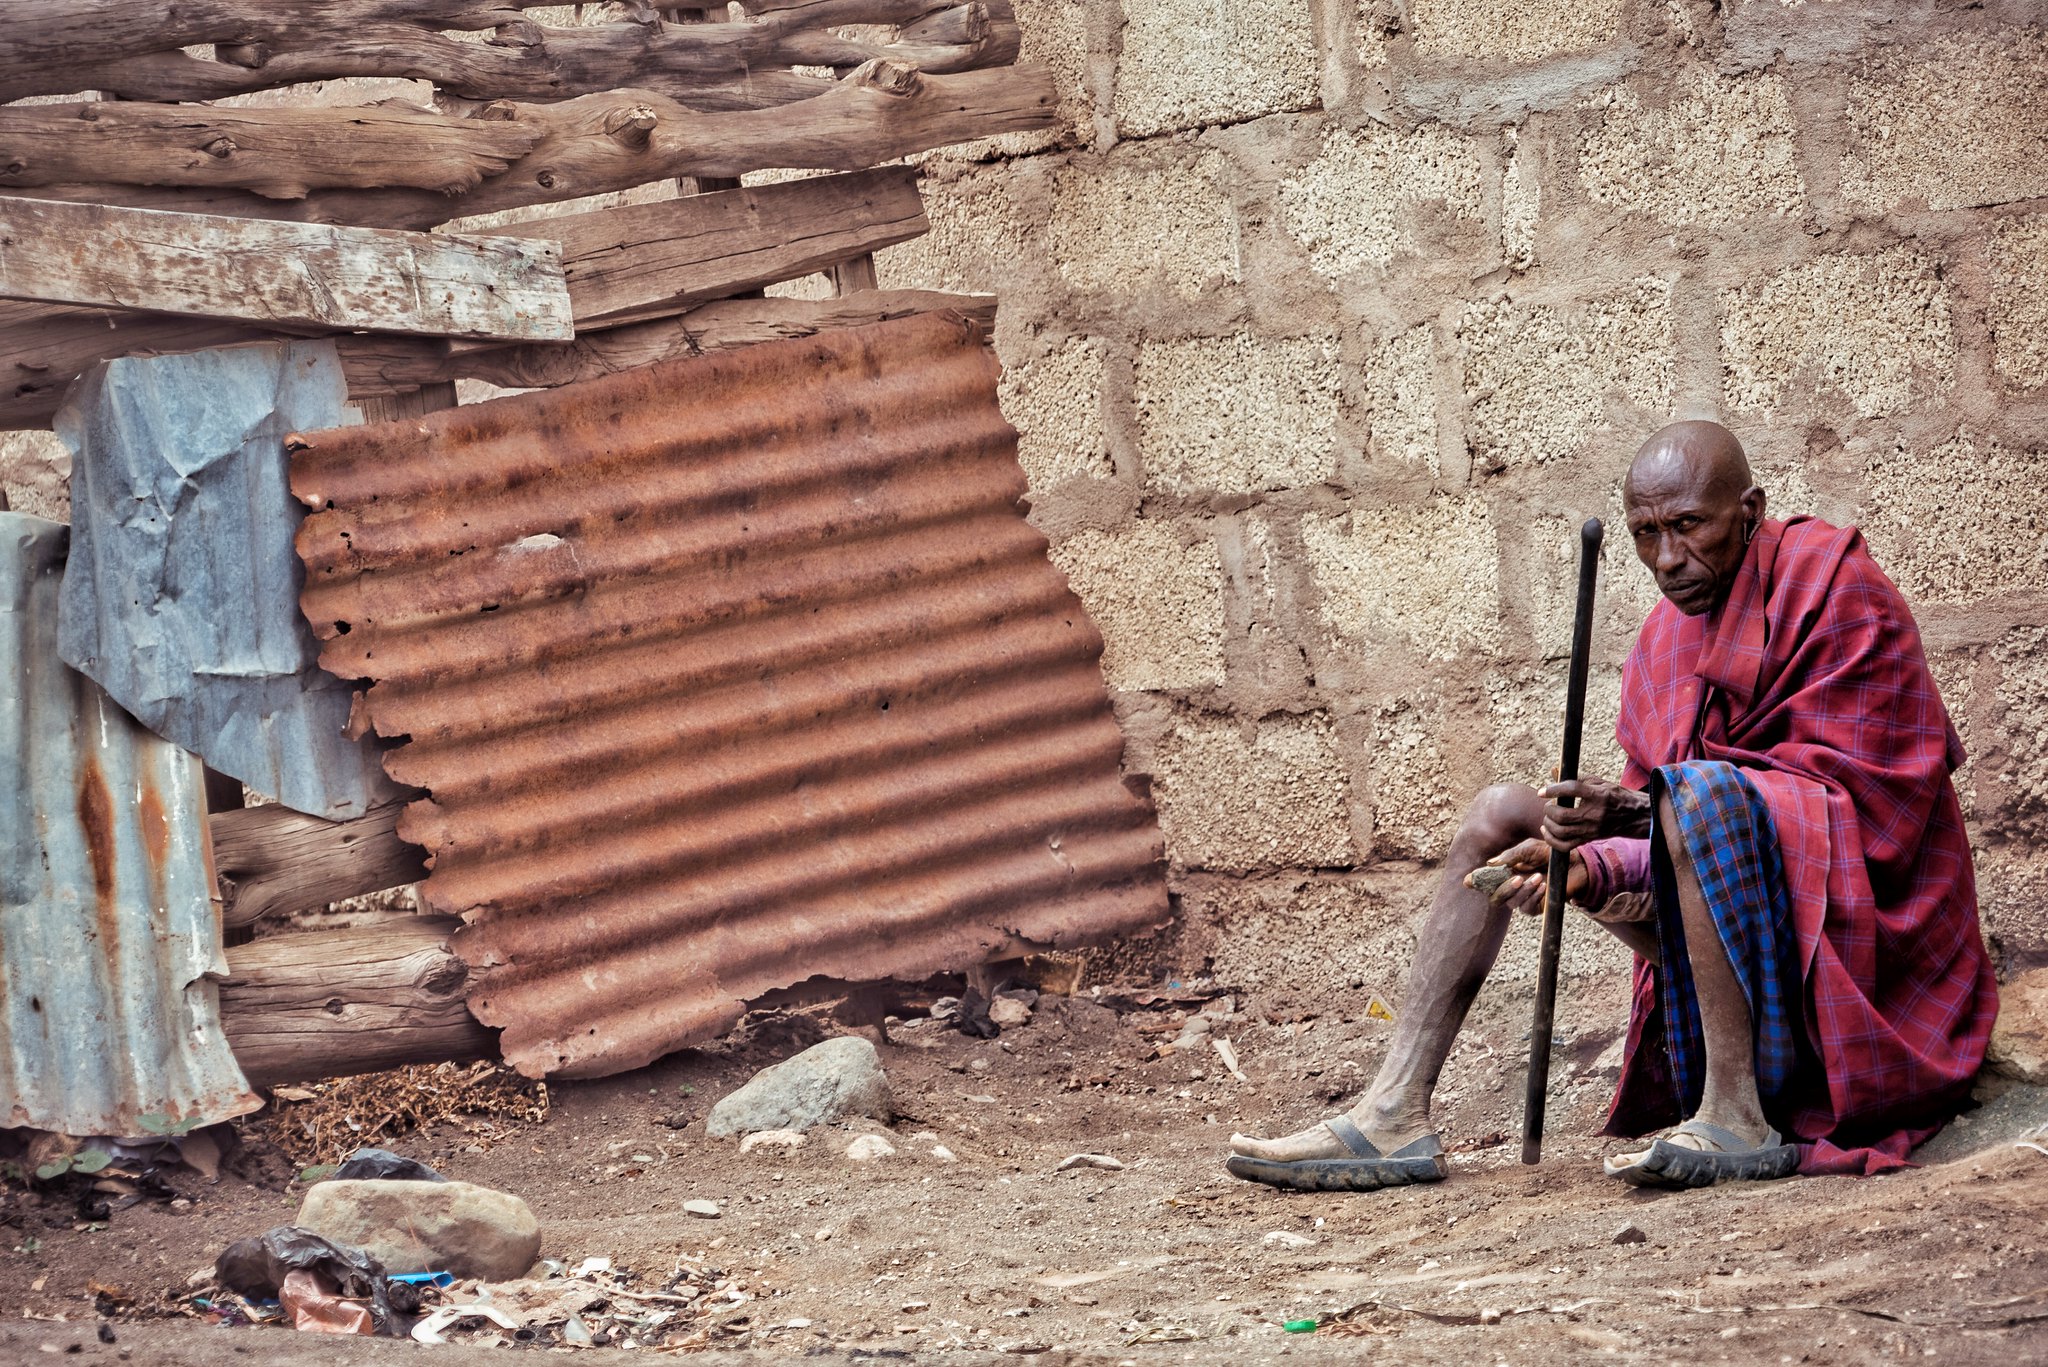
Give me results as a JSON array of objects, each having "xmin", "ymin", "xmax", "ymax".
[{"xmin": 1602, "ymin": 517, "xmax": 1998, "ymax": 1174}]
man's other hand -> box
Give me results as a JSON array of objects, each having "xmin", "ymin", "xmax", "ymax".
[
  {"xmin": 1467, "ymin": 837, "xmax": 1588, "ymax": 915},
  {"xmin": 1540, "ymin": 776, "xmax": 1652, "ymax": 848}
]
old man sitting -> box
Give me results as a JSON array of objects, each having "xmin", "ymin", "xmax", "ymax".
[{"xmin": 1227, "ymin": 420, "xmax": 1998, "ymax": 1190}]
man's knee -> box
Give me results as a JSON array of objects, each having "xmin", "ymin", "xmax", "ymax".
[{"xmin": 1457, "ymin": 783, "xmax": 1541, "ymax": 852}]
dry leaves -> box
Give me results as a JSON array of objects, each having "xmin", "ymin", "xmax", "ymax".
[{"xmin": 252, "ymin": 1061, "xmax": 549, "ymax": 1165}]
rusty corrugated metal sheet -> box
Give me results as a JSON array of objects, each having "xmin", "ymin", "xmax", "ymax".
[
  {"xmin": 290, "ymin": 312, "xmax": 1168, "ymax": 1079},
  {"xmin": 1, "ymin": 512, "xmax": 260, "ymax": 1135}
]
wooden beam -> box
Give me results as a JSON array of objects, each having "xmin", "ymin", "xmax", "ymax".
[
  {"xmin": 340, "ymin": 291, "xmax": 998, "ymax": 395},
  {"xmin": 7, "ymin": 62, "xmax": 1055, "ymax": 231},
  {"xmin": 0, "ymin": 0, "xmax": 990, "ymax": 103},
  {"xmin": 210, "ymin": 801, "xmax": 429, "ymax": 931},
  {"xmin": 218, "ymin": 918, "xmax": 496, "ymax": 1086},
  {"xmin": 486, "ymin": 166, "xmax": 927, "ymax": 333},
  {"xmin": 16, "ymin": 5, "xmax": 1017, "ymax": 110},
  {"xmin": 0, "ymin": 292, "xmax": 993, "ymax": 430},
  {"xmin": 0, "ymin": 101, "xmax": 542, "ymax": 200},
  {"xmin": 0, "ymin": 198, "xmax": 573, "ymax": 341}
]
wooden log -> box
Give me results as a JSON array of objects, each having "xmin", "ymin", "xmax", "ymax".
[
  {"xmin": 0, "ymin": 285, "xmax": 990, "ymax": 432},
  {"xmin": 0, "ymin": 102, "xmax": 543, "ymax": 200},
  {"xmin": 218, "ymin": 918, "xmax": 496, "ymax": 1086},
  {"xmin": 210, "ymin": 801, "xmax": 429, "ymax": 931},
  {"xmin": 483, "ymin": 165, "xmax": 927, "ymax": 333},
  {"xmin": 0, "ymin": 198, "xmax": 573, "ymax": 341},
  {"xmin": 339, "ymin": 291, "xmax": 998, "ymax": 395},
  {"xmin": 7, "ymin": 62, "xmax": 1055, "ymax": 231},
  {"xmin": 29, "ymin": 6, "xmax": 1015, "ymax": 109}
]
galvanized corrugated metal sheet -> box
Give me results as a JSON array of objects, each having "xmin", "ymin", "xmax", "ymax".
[
  {"xmin": 54, "ymin": 341, "xmax": 399, "ymax": 821},
  {"xmin": 1, "ymin": 512, "xmax": 260, "ymax": 1135},
  {"xmin": 290, "ymin": 312, "xmax": 1168, "ymax": 1079}
]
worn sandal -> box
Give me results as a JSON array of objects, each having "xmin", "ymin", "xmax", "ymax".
[
  {"xmin": 1225, "ymin": 1114, "xmax": 1449, "ymax": 1192},
  {"xmin": 1603, "ymin": 1119, "xmax": 1800, "ymax": 1189}
]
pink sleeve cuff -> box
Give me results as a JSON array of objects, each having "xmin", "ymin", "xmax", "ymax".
[{"xmin": 1579, "ymin": 836, "xmax": 1652, "ymax": 909}]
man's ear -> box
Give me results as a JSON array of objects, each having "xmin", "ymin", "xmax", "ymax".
[{"xmin": 1742, "ymin": 484, "xmax": 1767, "ymax": 527}]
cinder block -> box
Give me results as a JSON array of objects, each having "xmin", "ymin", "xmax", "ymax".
[
  {"xmin": 1174, "ymin": 876, "xmax": 1415, "ymax": 1000},
  {"xmin": 1048, "ymin": 146, "xmax": 1239, "ymax": 298},
  {"xmin": 1114, "ymin": 0, "xmax": 1320, "ymax": 137},
  {"xmin": 1993, "ymin": 628, "xmax": 2048, "ymax": 838},
  {"xmin": 0, "ymin": 430, "xmax": 71, "ymax": 522},
  {"xmin": 1150, "ymin": 711, "xmax": 1355, "ymax": 871},
  {"xmin": 1369, "ymin": 693, "xmax": 1461, "ymax": 860},
  {"xmin": 999, "ymin": 338, "xmax": 1113, "ymax": 490},
  {"xmin": 1456, "ymin": 278, "xmax": 1674, "ymax": 468},
  {"xmin": 1841, "ymin": 29, "xmax": 2048, "ymax": 213},
  {"xmin": 1861, "ymin": 428, "xmax": 2048, "ymax": 604},
  {"xmin": 1052, "ymin": 521, "xmax": 1226, "ymax": 692},
  {"xmin": 1486, "ymin": 664, "xmax": 1627, "ymax": 791},
  {"xmin": 1719, "ymin": 245, "xmax": 1954, "ymax": 418},
  {"xmin": 1409, "ymin": 0, "xmax": 1628, "ymax": 62},
  {"xmin": 1988, "ymin": 214, "xmax": 2048, "ymax": 390},
  {"xmin": 1363, "ymin": 325, "xmax": 1441, "ymax": 473},
  {"xmin": 1501, "ymin": 133, "xmax": 1538, "ymax": 270},
  {"xmin": 1134, "ymin": 333, "xmax": 1344, "ymax": 493},
  {"xmin": 1577, "ymin": 69, "xmax": 1805, "ymax": 226},
  {"xmin": 1279, "ymin": 124, "xmax": 1487, "ymax": 277},
  {"xmin": 873, "ymin": 164, "xmax": 1022, "ymax": 295},
  {"xmin": 1303, "ymin": 497, "xmax": 1502, "ymax": 660},
  {"xmin": 973, "ymin": 0, "xmax": 1093, "ymax": 156}
]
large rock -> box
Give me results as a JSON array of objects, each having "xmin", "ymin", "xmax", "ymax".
[
  {"xmin": 1988, "ymin": 968, "xmax": 2048, "ymax": 1084},
  {"xmin": 706, "ymin": 1036, "xmax": 892, "ymax": 1138},
  {"xmin": 296, "ymin": 1179, "xmax": 540, "ymax": 1282}
]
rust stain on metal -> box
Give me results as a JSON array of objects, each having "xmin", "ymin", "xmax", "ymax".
[{"xmin": 290, "ymin": 313, "xmax": 1168, "ymax": 1079}]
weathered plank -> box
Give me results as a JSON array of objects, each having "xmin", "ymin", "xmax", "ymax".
[
  {"xmin": 0, "ymin": 198, "xmax": 573, "ymax": 341},
  {"xmin": 0, "ymin": 292, "xmax": 995, "ymax": 428},
  {"xmin": 491, "ymin": 165, "xmax": 928, "ymax": 332},
  {"xmin": 20, "ymin": 3, "xmax": 1017, "ymax": 109},
  {"xmin": 210, "ymin": 801, "xmax": 429, "ymax": 931},
  {"xmin": 8, "ymin": 61, "xmax": 1055, "ymax": 231},
  {"xmin": 218, "ymin": 918, "xmax": 497, "ymax": 1085},
  {"xmin": 0, "ymin": 102, "xmax": 541, "ymax": 200},
  {"xmin": 0, "ymin": 0, "xmax": 991, "ymax": 101}
]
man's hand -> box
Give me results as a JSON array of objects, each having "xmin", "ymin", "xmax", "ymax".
[
  {"xmin": 1466, "ymin": 837, "xmax": 1588, "ymax": 916},
  {"xmin": 1540, "ymin": 775, "xmax": 1652, "ymax": 850}
]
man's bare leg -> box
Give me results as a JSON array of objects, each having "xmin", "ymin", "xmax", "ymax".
[
  {"xmin": 1611, "ymin": 790, "xmax": 1769, "ymax": 1162},
  {"xmin": 1230, "ymin": 784, "xmax": 1544, "ymax": 1162}
]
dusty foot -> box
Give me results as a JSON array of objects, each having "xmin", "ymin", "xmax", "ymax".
[
  {"xmin": 1229, "ymin": 1107, "xmax": 1436, "ymax": 1162},
  {"xmin": 1605, "ymin": 1108, "xmax": 1774, "ymax": 1170}
]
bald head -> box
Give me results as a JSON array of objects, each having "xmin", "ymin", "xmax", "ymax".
[{"xmin": 1622, "ymin": 420, "xmax": 1766, "ymax": 616}]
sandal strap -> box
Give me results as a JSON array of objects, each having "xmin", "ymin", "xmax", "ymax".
[
  {"xmin": 1323, "ymin": 1114, "xmax": 1381, "ymax": 1159},
  {"xmin": 1670, "ymin": 1119, "xmax": 1782, "ymax": 1153}
]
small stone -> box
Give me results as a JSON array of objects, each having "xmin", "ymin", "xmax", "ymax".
[
  {"xmin": 997, "ymin": 1340, "xmax": 1051, "ymax": 1354},
  {"xmin": 1479, "ymin": 1307, "xmax": 1503, "ymax": 1325},
  {"xmin": 296, "ymin": 1179, "xmax": 540, "ymax": 1281},
  {"xmin": 1262, "ymin": 1230, "xmax": 1314, "ymax": 1248},
  {"xmin": 1054, "ymin": 1153, "xmax": 1124, "ymax": 1172},
  {"xmin": 739, "ymin": 1129, "xmax": 809, "ymax": 1155},
  {"xmin": 1612, "ymin": 1223, "xmax": 1648, "ymax": 1245},
  {"xmin": 706, "ymin": 1037, "xmax": 893, "ymax": 1139},
  {"xmin": 929, "ymin": 1145, "xmax": 958, "ymax": 1163},
  {"xmin": 901, "ymin": 1300, "xmax": 930, "ymax": 1313},
  {"xmin": 813, "ymin": 1228, "xmax": 833, "ymax": 1241},
  {"xmin": 1987, "ymin": 967, "xmax": 2048, "ymax": 1084},
  {"xmin": 683, "ymin": 1199, "xmax": 722, "ymax": 1219},
  {"xmin": 988, "ymin": 997, "xmax": 1033, "ymax": 1028},
  {"xmin": 846, "ymin": 1134, "xmax": 897, "ymax": 1162},
  {"xmin": 1469, "ymin": 865, "xmax": 1513, "ymax": 896}
]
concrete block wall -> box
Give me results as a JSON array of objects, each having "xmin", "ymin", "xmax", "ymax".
[{"xmin": 868, "ymin": 0, "xmax": 2048, "ymax": 1006}]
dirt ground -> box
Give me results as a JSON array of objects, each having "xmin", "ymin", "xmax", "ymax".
[{"xmin": 4, "ymin": 970, "xmax": 2046, "ymax": 1367}]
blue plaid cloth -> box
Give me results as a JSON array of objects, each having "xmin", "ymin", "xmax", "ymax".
[{"xmin": 1650, "ymin": 760, "xmax": 1803, "ymax": 1117}]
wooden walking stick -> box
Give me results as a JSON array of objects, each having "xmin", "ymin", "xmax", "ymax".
[{"xmin": 1522, "ymin": 516, "xmax": 1604, "ymax": 1166}]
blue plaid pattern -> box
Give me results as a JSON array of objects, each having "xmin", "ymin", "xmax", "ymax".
[{"xmin": 1651, "ymin": 760, "xmax": 1802, "ymax": 1117}]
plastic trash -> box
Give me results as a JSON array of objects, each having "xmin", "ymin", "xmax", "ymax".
[
  {"xmin": 330, "ymin": 1148, "xmax": 447, "ymax": 1183},
  {"xmin": 279, "ymin": 1269, "xmax": 375, "ymax": 1336},
  {"xmin": 1283, "ymin": 1318, "xmax": 1319, "ymax": 1333},
  {"xmin": 214, "ymin": 1226, "xmax": 402, "ymax": 1336},
  {"xmin": 411, "ymin": 1303, "xmax": 519, "ymax": 1345},
  {"xmin": 390, "ymin": 1271, "xmax": 455, "ymax": 1289}
]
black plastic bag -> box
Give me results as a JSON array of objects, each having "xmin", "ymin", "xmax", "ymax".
[
  {"xmin": 214, "ymin": 1227, "xmax": 406, "ymax": 1336},
  {"xmin": 330, "ymin": 1148, "xmax": 447, "ymax": 1183}
]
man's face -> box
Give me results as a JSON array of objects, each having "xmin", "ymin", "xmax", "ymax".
[{"xmin": 1624, "ymin": 457, "xmax": 1755, "ymax": 616}]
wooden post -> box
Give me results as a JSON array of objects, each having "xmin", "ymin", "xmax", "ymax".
[
  {"xmin": 218, "ymin": 918, "xmax": 496, "ymax": 1085},
  {"xmin": 209, "ymin": 801, "xmax": 429, "ymax": 931}
]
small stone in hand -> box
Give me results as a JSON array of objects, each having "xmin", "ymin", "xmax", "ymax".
[{"xmin": 1468, "ymin": 865, "xmax": 1514, "ymax": 896}]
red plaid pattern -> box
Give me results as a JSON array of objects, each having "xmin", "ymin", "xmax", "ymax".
[{"xmin": 1601, "ymin": 518, "xmax": 1998, "ymax": 1175}]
